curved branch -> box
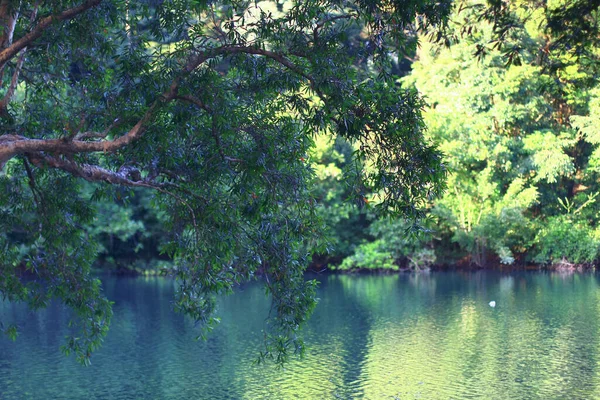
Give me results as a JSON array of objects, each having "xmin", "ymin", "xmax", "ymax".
[
  {"xmin": 0, "ymin": 101, "xmax": 158, "ymax": 169},
  {"xmin": 185, "ymin": 44, "xmax": 329, "ymax": 107},
  {"xmin": 0, "ymin": 0, "xmax": 102, "ymax": 68},
  {"xmin": 27, "ymin": 152, "xmax": 199, "ymax": 233},
  {"xmin": 185, "ymin": 45, "xmax": 314, "ymax": 83},
  {"xmin": 0, "ymin": 43, "xmax": 320, "ymax": 170},
  {"xmin": 0, "ymin": 65, "xmax": 182, "ymax": 170}
]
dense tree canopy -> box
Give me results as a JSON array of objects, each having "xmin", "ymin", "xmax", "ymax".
[
  {"xmin": 403, "ymin": 0, "xmax": 600, "ymax": 268},
  {"xmin": 320, "ymin": 0, "xmax": 600, "ymax": 272},
  {"xmin": 0, "ymin": 0, "xmax": 452, "ymax": 364}
]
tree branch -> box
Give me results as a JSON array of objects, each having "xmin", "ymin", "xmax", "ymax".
[
  {"xmin": 0, "ymin": 48, "xmax": 26, "ymax": 110},
  {"xmin": 0, "ymin": 41, "xmax": 323, "ymax": 174},
  {"xmin": 27, "ymin": 152, "xmax": 199, "ymax": 233},
  {"xmin": 185, "ymin": 45, "xmax": 314, "ymax": 84},
  {"xmin": 0, "ymin": 61, "xmax": 181, "ymax": 170},
  {"xmin": 0, "ymin": 2, "xmax": 39, "ymax": 110},
  {"xmin": 185, "ymin": 44, "xmax": 331, "ymax": 108},
  {"xmin": 0, "ymin": 100, "xmax": 159, "ymax": 169},
  {"xmin": 0, "ymin": 39, "xmax": 327, "ymax": 172},
  {"xmin": 313, "ymin": 13, "xmax": 355, "ymax": 42},
  {"xmin": 0, "ymin": 0, "xmax": 101, "ymax": 68}
]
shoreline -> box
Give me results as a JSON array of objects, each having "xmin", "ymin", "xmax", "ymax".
[{"xmin": 92, "ymin": 259, "xmax": 598, "ymax": 277}]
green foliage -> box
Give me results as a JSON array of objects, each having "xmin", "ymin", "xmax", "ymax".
[
  {"xmin": 401, "ymin": 0, "xmax": 600, "ymax": 266},
  {"xmin": 1, "ymin": 323, "xmax": 18, "ymax": 341},
  {"xmin": 85, "ymin": 185, "xmax": 171, "ymax": 270},
  {"xmin": 310, "ymin": 134, "xmax": 373, "ymax": 259},
  {"xmin": 533, "ymin": 215, "xmax": 600, "ymax": 265},
  {"xmin": 0, "ymin": 0, "xmax": 452, "ymax": 364},
  {"xmin": 2, "ymin": 0, "xmax": 599, "ymax": 366},
  {"xmin": 0, "ymin": 168, "xmax": 113, "ymax": 364},
  {"xmin": 337, "ymin": 218, "xmax": 436, "ymax": 271},
  {"xmin": 339, "ymin": 240, "xmax": 398, "ymax": 271},
  {"xmin": 309, "ymin": 0, "xmax": 600, "ymax": 272}
]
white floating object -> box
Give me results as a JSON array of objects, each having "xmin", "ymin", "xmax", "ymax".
[{"xmin": 489, "ymin": 301, "xmax": 496, "ymax": 307}]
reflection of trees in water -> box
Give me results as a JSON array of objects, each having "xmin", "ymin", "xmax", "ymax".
[
  {"xmin": 331, "ymin": 272, "xmax": 600, "ymax": 398},
  {"xmin": 3, "ymin": 274, "xmax": 600, "ymax": 398},
  {"xmin": 316, "ymin": 275, "xmax": 375, "ymax": 398}
]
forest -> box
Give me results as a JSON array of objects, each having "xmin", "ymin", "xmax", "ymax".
[
  {"xmin": 28, "ymin": 0, "xmax": 599, "ymax": 273},
  {"xmin": 1, "ymin": 0, "xmax": 599, "ymax": 365}
]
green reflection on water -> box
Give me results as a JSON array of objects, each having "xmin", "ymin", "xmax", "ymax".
[{"xmin": 2, "ymin": 272, "xmax": 600, "ymax": 399}]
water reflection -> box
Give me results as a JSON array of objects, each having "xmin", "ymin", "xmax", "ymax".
[{"xmin": 1, "ymin": 272, "xmax": 600, "ymax": 399}]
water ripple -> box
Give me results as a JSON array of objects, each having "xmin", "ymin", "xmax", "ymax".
[{"xmin": 2, "ymin": 272, "xmax": 600, "ymax": 399}]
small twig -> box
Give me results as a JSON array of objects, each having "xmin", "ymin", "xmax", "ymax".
[
  {"xmin": 23, "ymin": 156, "xmax": 42, "ymax": 206},
  {"xmin": 313, "ymin": 13, "xmax": 354, "ymax": 42},
  {"xmin": 224, "ymin": 156, "xmax": 244, "ymax": 163},
  {"xmin": 74, "ymin": 118, "xmax": 120, "ymax": 141},
  {"xmin": 175, "ymin": 94, "xmax": 212, "ymax": 113}
]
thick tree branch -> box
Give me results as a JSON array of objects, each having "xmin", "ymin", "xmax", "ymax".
[
  {"xmin": 0, "ymin": 42, "xmax": 317, "ymax": 169},
  {"xmin": 0, "ymin": 65, "xmax": 180, "ymax": 170},
  {"xmin": 0, "ymin": 101, "xmax": 159, "ymax": 169},
  {"xmin": 28, "ymin": 153, "xmax": 141, "ymax": 186},
  {"xmin": 27, "ymin": 152, "xmax": 199, "ymax": 232},
  {"xmin": 0, "ymin": 0, "xmax": 102, "ymax": 68},
  {"xmin": 0, "ymin": 41, "xmax": 322, "ymax": 173}
]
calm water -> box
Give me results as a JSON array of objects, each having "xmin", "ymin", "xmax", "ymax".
[{"xmin": 2, "ymin": 272, "xmax": 600, "ymax": 399}]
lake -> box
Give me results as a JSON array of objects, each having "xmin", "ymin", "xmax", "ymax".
[{"xmin": 2, "ymin": 271, "xmax": 600, "ymax": 399}]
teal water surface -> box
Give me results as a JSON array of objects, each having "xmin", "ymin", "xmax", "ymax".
[{"xmin": 2, "ymin": 272, "xmax": 600, "ymax": 399}]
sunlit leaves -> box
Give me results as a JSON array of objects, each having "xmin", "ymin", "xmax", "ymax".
[
  {"xmin": 522, "ymin": 131, "xmax": 575, "ymax": 183},
  {"xmin": 405, "ymin": 0, "xmax": 600, "ymax": 266}
]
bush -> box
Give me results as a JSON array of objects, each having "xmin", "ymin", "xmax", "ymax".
[
  {"xmin": 338, "ymin": 240, "xmax": 398, "ymax": 271},
  {"xmin": 336, "ymin": 218, "xmax": 436, "ymax": 271},
  {"xmin": 533, "ymin": 215, "xmax": 600, "ymax": 265}
]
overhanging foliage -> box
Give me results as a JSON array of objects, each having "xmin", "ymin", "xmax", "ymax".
[{"xmin": 0, "ymin": 0, "xmax": 451, "ymax": 364}]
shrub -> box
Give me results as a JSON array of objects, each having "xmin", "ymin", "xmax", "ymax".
[
  {"xmin": 533, "ymin": 216, "xmax": 600, "ymax": 265},
  {"xmin": 336, "ymin": 218, "xmax": 435, "ymax": 271}
]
